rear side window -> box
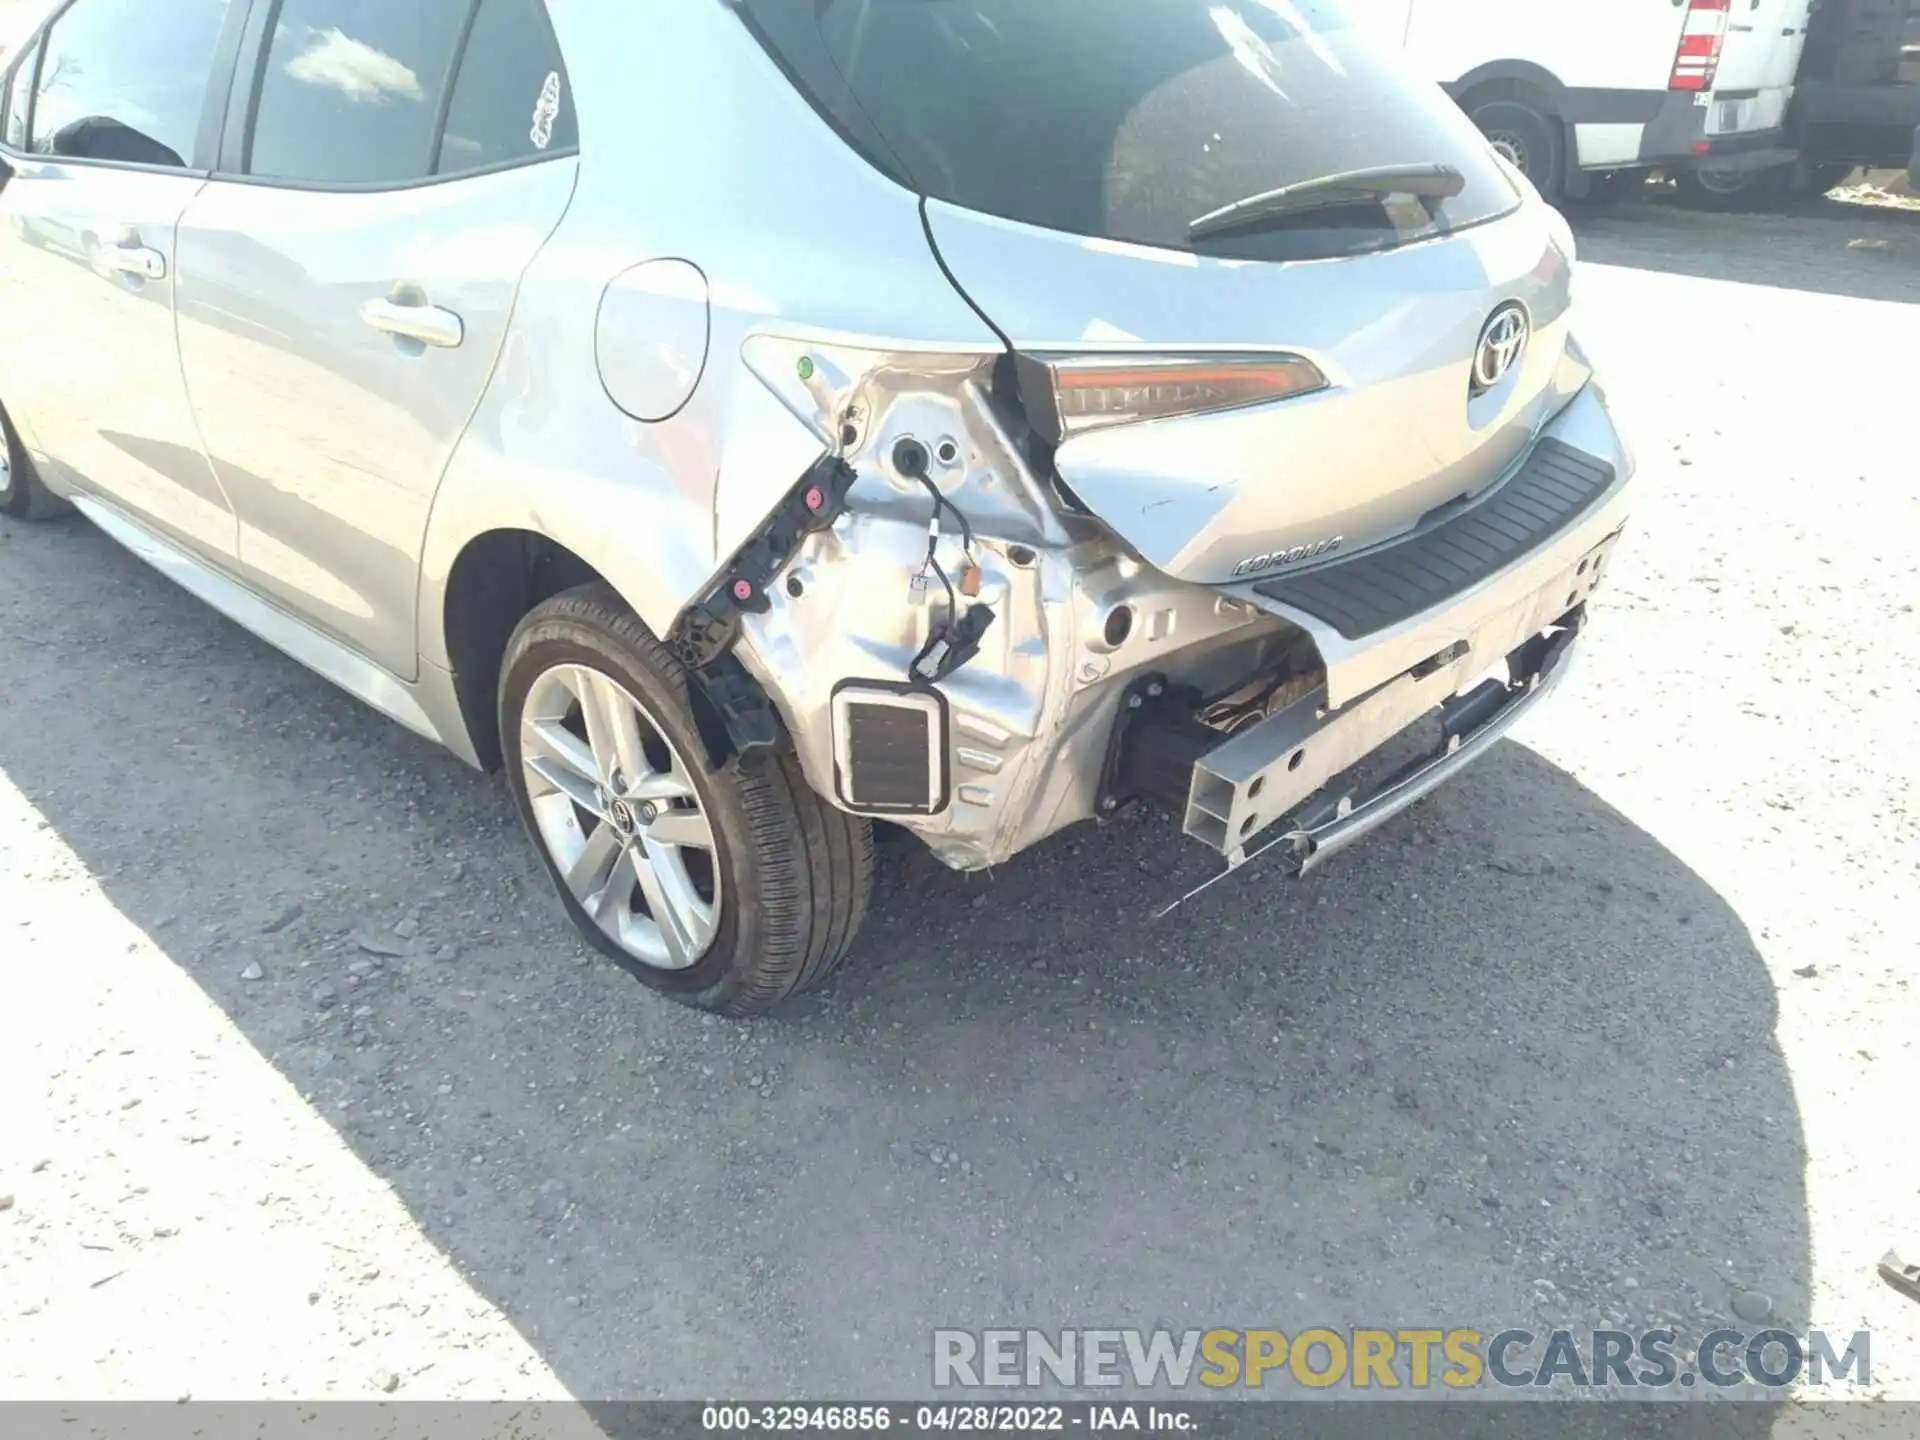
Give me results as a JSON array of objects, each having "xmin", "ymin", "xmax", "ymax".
[
  {"xmin": 732, "ymin": 0, "xmax": 1521, "ymax": 262},
  {"xmin": 244, "ymin": 0, "xmax": 576, "ymax": 186},
  {"xmin": 246, "ymin": 0, "xmax": 470, "ymax": 185},
  {"xmin": 437, "ymin": 0, "xmax": 577, "ymax": 174},
  {"xmin": 26, "ymin": 0, "xmax": 232, "ymax": 169}
]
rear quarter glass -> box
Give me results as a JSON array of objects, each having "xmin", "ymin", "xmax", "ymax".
[{"xmin": 726, "ymin": 0, "xmax": 1519, "ymax": 262}]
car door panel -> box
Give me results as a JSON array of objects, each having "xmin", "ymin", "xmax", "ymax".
[
  {"xmin": 0, "ymin": 163, "xmax": 232, "ymax": 553},
  {"xmin": 173, "ymin": 160, "xmax": 578, "ymax": 677},
  {"xmin": 0, "ymin": 0, "xmax": 244, "ymax": 560}
]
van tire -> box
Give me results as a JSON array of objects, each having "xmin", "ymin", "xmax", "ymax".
[
  {"xmin": 1674, "ymin": 164, "xmax": 1785, "ymax": 211},
  {"xmin": 0, "ymin": 405, "xmax": 64, "ymax": 522},
  {"xmin": 1469, "ymin": 99, "xmax": 1563, "ymax": 200}
]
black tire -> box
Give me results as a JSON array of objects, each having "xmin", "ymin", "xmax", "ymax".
[
  {"xmin": 1673, "ymin": 164, "xmax": 1787, "ymax": 211},
  {"xmin": 0, "ymin": 404, "xmax": 65, "ymax": 521},
  {"xmin": 1469, "ymin": 98, "xmax": 1564, "ymax": 200},
  {"xmin": 499, "ymin": 583, "xmax": 874, "ymax": 1015}
]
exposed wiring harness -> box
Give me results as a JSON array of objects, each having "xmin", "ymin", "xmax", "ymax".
[{"xmin": 888, "ymin": 437, "xmax": 994, "ymax": 685}]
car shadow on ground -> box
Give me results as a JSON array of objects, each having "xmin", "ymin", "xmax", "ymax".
[
  {"xmin": 1568, "ymin": 191, "xmax": 1920, "ymax": 305},
  {"xmin": 0, "ymin": 516, "xmax": 1803, "ymax": 1429}
]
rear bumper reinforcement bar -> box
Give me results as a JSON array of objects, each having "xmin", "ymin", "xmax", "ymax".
[
  {"xmin": 1279, "ymin": 621, "xmax": 1578, "ymax": 876},
  {"xmin": 1111, "ymin": 585, "xmax": 1595, "ymax": 871}
]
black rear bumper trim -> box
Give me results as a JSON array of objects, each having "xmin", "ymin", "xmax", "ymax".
[{"xmin": 1253, "ymin": 439, "xmax": 1615, "ymax": 641}]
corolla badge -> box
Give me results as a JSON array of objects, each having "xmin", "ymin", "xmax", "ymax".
[
  {"xmin": 1471, "ymin": 302, "xmax": 1530, "ymax": 394},
  {"xmin": 1231, "ymin": 535, "xmax": 1344, "ymax": 578}
]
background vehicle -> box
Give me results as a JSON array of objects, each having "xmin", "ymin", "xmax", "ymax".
[
  {"xmin": 1777, "ymin": 0, "xmax": 1920, "ymax": 195},
  {"xmin": 2, "ymin": 0, "xmax": 1634, "ymax": 1015},
  {"xmin": 1368, "ymin": 0, "xmax": 1815, "ymax": 202}
]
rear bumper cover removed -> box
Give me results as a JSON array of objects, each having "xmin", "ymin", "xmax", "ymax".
[{"xmin": 1115, "ymin": 383, "xmax": 1632, "ymax": 868}]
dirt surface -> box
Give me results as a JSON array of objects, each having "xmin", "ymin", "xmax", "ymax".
[{"xmin": 2, "ymin": 194, "xmax": 1918, "ymax": 1414}]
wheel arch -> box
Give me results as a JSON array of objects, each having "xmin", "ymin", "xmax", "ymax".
[
  {"xmin": 438, "ymin": 529, "xmax": 619, "ymax": 771},
  {"xmin": 1448, "ymin": 61, "xmax": 1572, "ymax": 120},
  {"xmin": 432, "ymin": 523, "xmax": 754, "ymax": 777}
]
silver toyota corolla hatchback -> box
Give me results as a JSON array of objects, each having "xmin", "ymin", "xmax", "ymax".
[{"xmin": 0, "ymin": 0, "xmax": 1635, "ymax": 1013}]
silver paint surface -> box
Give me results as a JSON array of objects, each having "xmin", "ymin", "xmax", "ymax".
[{"xmin": 0, "ymin": 0, "xmax": 1634, "ymax": 873}]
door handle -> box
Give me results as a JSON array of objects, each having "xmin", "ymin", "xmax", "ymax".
[
  {"xmin": 362, "ymin": 296, "xmax": 465, "ymax": 350},
  {"xmin": 102, "ymin": 243, "xmax": 167, "ymax": 280}
]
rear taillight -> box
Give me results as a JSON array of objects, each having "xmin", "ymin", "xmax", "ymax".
[
  {"xmin": 1670, "ymin": 0, "xmax": 1729, "ymax": 92},
  {"xmin": 1019, "ymin": 354, "xmax": 1328, "ymax": 441}
]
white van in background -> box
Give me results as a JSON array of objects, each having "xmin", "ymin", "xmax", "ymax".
[{"xmin": 1363, "ymin": 0, "xmax": 1814, "ymax": 202}]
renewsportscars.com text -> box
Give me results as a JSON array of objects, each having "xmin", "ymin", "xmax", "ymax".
[{"xmin": 932, "ymin": 1327, "xmax": 1871, "ymax": 1391}]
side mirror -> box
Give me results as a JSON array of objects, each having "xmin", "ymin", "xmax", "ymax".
[{"xmin": 0, "ymin": 155, "xmax": 13, "ymax": 196}]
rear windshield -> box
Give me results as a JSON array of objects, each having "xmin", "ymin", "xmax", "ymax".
[{"xmin": 728, "ymin": 0, "xmax": 1521, "ymax": 262}]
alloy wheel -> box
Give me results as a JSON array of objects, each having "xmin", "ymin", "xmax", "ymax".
[{"xmin": 518, "ymin": 663, "xmax": 720, "ymax": 970}]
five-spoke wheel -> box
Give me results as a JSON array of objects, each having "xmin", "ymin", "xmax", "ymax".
[
  {"xmin": 500, "ymin": 584, "xmax": 875, "ymax": 1015},
  {"xmin": 520, "ymin": 663, "xmax": 721, "ymax": 971}
]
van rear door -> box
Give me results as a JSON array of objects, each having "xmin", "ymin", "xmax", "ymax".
[{"xmin": 1710, "ymin": 0, "xmax": 1815, "ymax": 134}]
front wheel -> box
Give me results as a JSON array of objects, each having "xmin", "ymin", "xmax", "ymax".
[{"xmin": 499, "ymin": 584, "xmax": 874, "ymax": 1015}]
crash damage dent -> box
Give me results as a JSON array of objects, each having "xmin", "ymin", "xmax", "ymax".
[
  {"xmin": 716, "ymin": 336, "xmax": 1309, "ymax": 871},
  {"xmin": 688, "ymin": 332, "xmax": 1629, "ymax": 878}
]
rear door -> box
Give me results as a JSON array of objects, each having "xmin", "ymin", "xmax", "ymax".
[
  {"xmin": 0, "ymin": 0, "xmax": 243, "ymax": 560},
  {"xmin": 1712, "ymin": 0, "xmax": 1815, "ymax": 134},
  {"xmin": 173, "ymin": 0, "xmax": 579, "ymax": 678}
]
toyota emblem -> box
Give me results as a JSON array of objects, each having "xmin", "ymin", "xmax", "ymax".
[{"xmin": 1471, "ymin": 303, "xmax": 1530, "ymax": 395}]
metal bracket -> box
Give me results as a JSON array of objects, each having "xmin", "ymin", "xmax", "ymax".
[
  {"xmin": 666, "ymin": 454, "xmax": 859, "ymax": 759},
  {"xmin": 669, "ymin": 453, "xmax": 859, "ymax": 670},
  {"xmin": 683, "ymin": 653, "xmax": 782, "ymax": 765}
]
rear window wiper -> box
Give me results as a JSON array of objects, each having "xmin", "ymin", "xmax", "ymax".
[{"xmin": 1187, "ymin": 163, "xmax": 1466, "ymax": 242}]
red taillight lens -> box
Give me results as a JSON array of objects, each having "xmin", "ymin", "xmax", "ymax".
[
  {"xmin": 1670, "ymin": 0, "xmax": 1729, "ymax": 92},
  {"xmin": 1036, "ymin": 355, "xmax": 1327, "ymax": 439}
]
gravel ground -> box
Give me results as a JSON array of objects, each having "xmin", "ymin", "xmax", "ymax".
[{"xmin": 1, "ymin": 194, "xmax": 1917, "ymax": 1414}]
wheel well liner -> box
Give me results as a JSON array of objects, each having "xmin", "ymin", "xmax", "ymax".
[
  {"xmin": 442, "ymin": 530, "xmax": 609, "ymax": 771},
  {"xmin": 441, "ymin": 530, "xmax": 754, "ymax": 774}
]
